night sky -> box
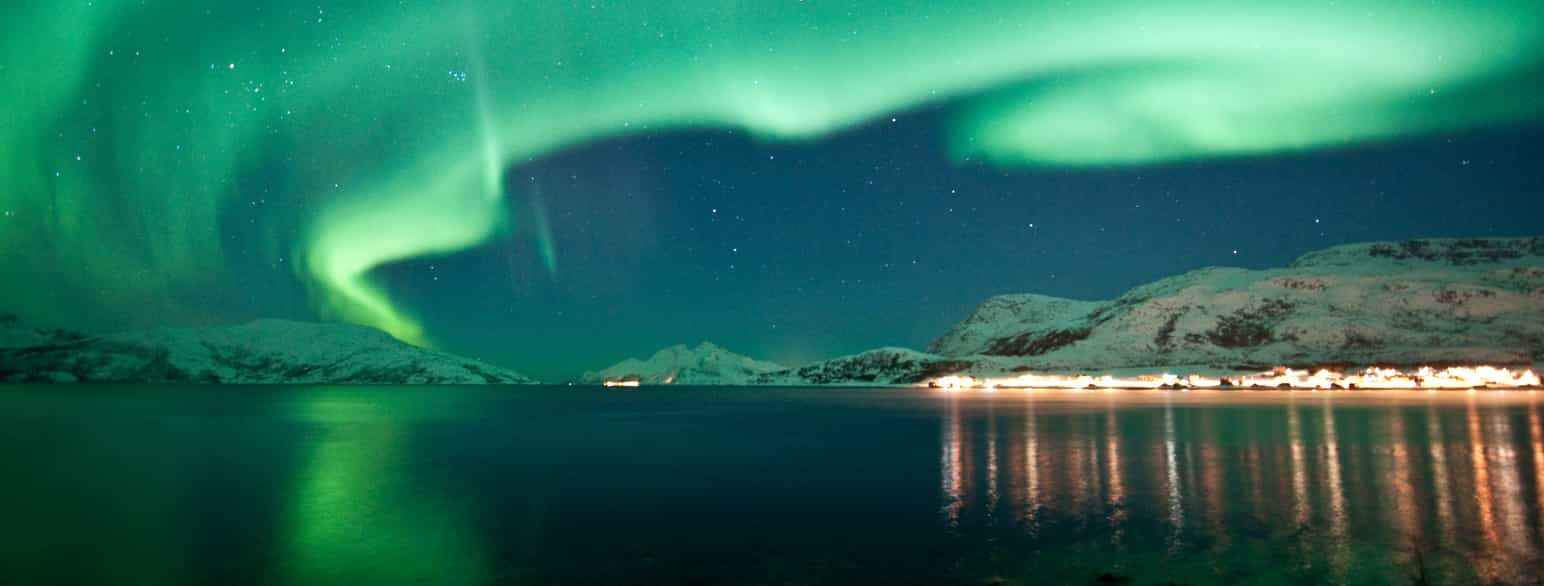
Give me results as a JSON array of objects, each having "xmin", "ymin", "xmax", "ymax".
[
  {"xmin": 3, "ymin": 2, "xmax": 1542, "ymax": 380},
  {"xmin": 408, "ymin": 119, "xmax": 1544, "ymax": 379}
]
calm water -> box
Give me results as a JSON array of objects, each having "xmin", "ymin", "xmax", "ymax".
[{"xmin": 3, "ymin": 387, "xmax": 1544, "ymax": 585}]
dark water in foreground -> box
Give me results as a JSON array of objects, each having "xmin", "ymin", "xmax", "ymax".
[{"xmin": 3, "ymin": 387, "xmax": 1544, "ymax": 585}]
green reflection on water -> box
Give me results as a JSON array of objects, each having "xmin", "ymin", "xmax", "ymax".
[{"xmin": 281, "ymin": 389, "xmax": 488, "ymax": 585}]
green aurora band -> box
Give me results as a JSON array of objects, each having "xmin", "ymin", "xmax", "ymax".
[{"xmin": 3, "ymin": 1, "xmax": 1542, "ymax": 343}]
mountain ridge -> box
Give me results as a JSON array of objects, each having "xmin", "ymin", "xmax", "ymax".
[
  {"xmin": 581, "ymin": 342, "xmax": 785, "ymax": 385},
  {"xmin": 0, "ymin": 317, "xmax": 536, "ymax": 384}
]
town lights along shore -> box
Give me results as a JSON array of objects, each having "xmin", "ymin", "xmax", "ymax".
[{"xmin": 926, "ymin": 366, "xmax": 1542, "ymax": 391}]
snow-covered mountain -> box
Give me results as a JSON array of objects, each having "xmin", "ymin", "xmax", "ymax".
[
  {"xmin": 928, "ymin": 294, "xmax": 1100, "ymax": 358},
  {"xmin": 581, "ymin": 342, "xmax": 784, "ymax": 385},
  {"xmin": 931, "ymin": 237, "xmax": 1544, "ymax": 370},
  {"xmin": 0, "ymin": 317, "xmax": 535, "ymax": 384},
  {"xmin": 764, "ymin": 238, "xmax": 1543, "ymax": 385}
]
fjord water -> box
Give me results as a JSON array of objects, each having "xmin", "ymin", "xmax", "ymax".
[{"xmin": 3, "ymin": 388, "xmax": 1543, "ymax": 585}]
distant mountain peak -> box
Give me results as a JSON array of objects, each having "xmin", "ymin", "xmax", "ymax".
[{"xmin": 582, "ymin": 342, "xmax": 783, "ymax": 385}]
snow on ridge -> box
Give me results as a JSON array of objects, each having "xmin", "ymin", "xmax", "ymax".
[
  {"xmin": 1, "ymin": 318, "xmax": 535, "ymax": 384},
  {"xmin": 581, "ymin": 342, "xmax": 785, "ymax": 385},
  {"xmin": 927, "ymin": 237, "xmax": 1544, "ymax": 372},
  {"xmin": 1287, "ymin": 237, "xmax": 1544, "ymax": 269},
  {"xmin": 928, "ymin": 294, "xmax": 1100, "ymax": 357}
]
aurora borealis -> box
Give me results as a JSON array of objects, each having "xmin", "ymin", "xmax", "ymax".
[{"xmin": 3, "ymin": 1, "xmax": 1543, "ymax": 379}]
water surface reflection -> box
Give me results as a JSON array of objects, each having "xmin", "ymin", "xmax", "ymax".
[
  {"xmin": 3, "ymin": 387, "xmax": 1544, "ymax": 585},
  {"xmin": 932, "ymin": 391, "xmax": 1544, "ymax": 584}
]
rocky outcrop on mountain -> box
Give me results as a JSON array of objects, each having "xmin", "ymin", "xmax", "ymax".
[
  {"xmin": 0, "ymin": 318, "xmax": 536, "ymax": 384},
  {"xmin": 930, "ymin": 238, "xmax": 1544, "ymax": 371},
  {"xmin": 929, "ymin": 294, "xmax": 1100, "ymax": 357},
  {"xmin": 581, "ymin": 342, "xmax": 783, "ymax": 385},
  {"xmin": 752, "ymin": 347, "xmax": 984, "ymax": 385}
]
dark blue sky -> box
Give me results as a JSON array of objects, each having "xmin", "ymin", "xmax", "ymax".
[{"xmin": 375, "ymin": 107, "xmax": 1542, "ymax": 381}]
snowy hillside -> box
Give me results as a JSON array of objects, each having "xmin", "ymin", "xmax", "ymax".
[
  {"xmin": 0, "ymin": 318, "xmax": 535, "ymax": 384},
  {"xmin": 581, "ymin": 342, "xmax": 784, "ymax": 385},
  {"xmin": 931, "ymin": 238, "xmax": 1544, "ymax": 370},
  {"xmin": 759, "ymin": 238, "xmax": 1542, "ymax": 385},
  {"xmin": 929, "ymin": 294, "xmax": 1100, "ymax": 357},
  {"xmin": 751, "ymin": 347, "xmax": 983, "ymax": 386}
]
